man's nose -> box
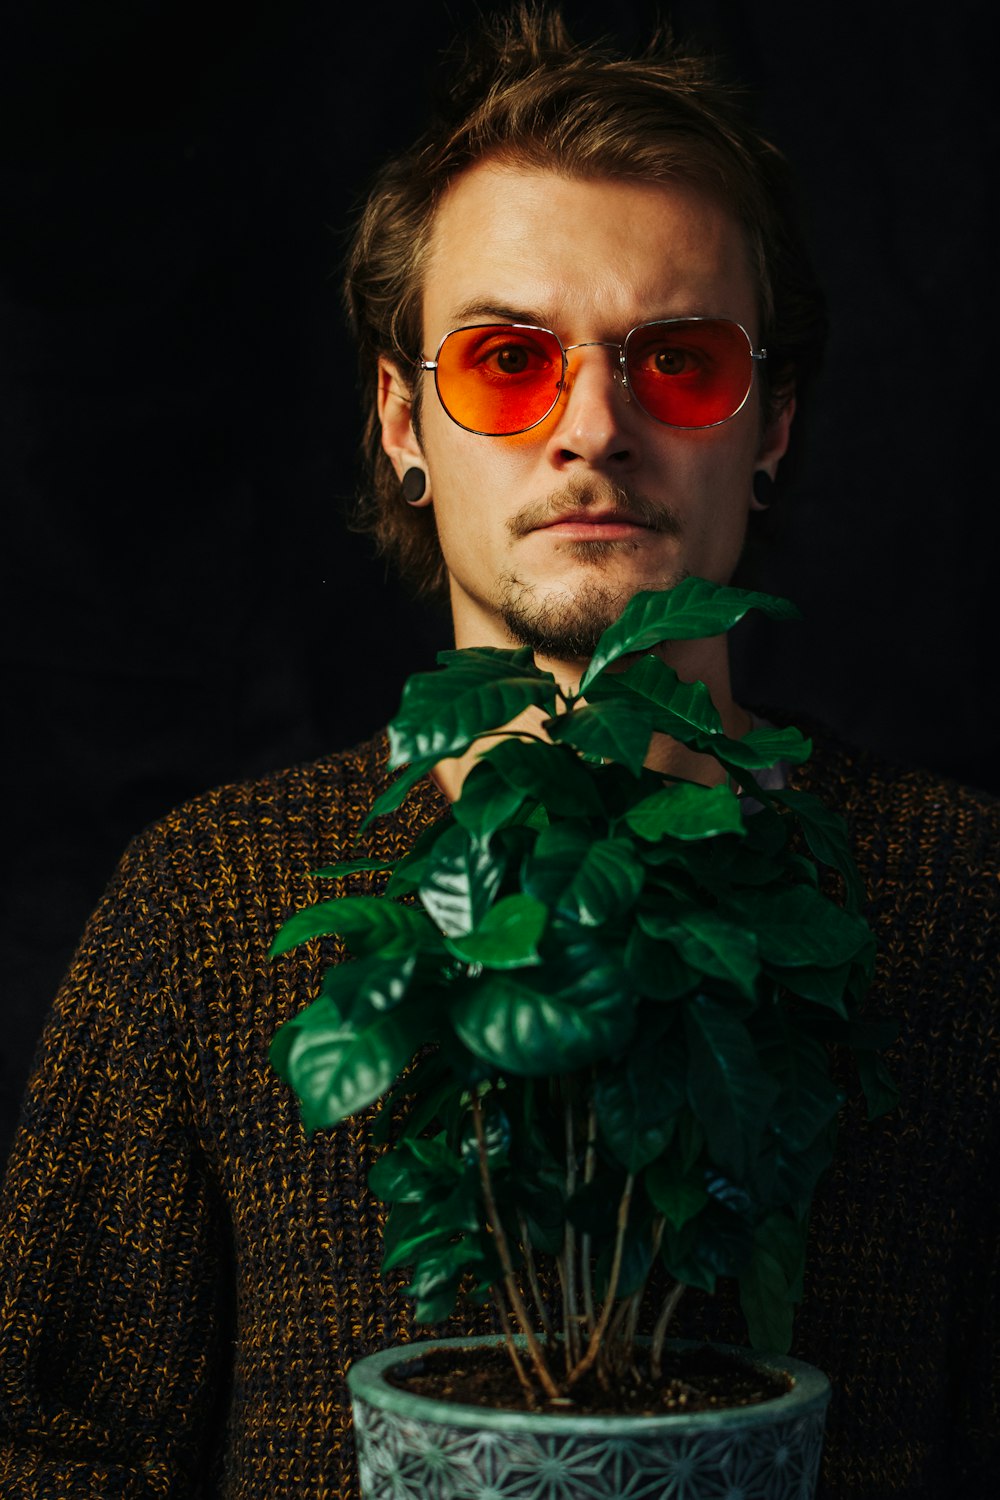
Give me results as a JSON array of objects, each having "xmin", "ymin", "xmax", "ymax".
[{"xmin": 544, "ymin": 344, "xmax": 637, "ymax": 469}]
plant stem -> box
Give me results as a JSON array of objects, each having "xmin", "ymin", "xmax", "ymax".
[
  {"xmin": 581, "ymin": 1097, "xmax": 598, "ymax": 1336},
  {"xmin": 650, "ymin": 1280, "xmax": 686, "ymax": 1381},
  {"xmin": 567, "ymin": 1172, "xmax": 635, "ymax": 1389},
  {"xmin": 518, "ymin": 1212, "xmax": 553, "ymax": 1341},
  {"xmin": 492, "ymin": 1289, "xmax": 537, "ymax": 1403},
  {"xmin": 562, "ymin": 1087, "xmax": 581, "ymax": 1372},
  {"xmin": 471, "ymin": 1093, "xmax": 561, "ymax": 1400}
]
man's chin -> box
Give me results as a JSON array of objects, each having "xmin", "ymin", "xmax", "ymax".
[{"xmin": 496, "ymin": 569, "xmax": 686, "ymax": 662}]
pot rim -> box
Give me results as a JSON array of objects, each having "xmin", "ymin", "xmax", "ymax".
[{"xmin": 348, "ymin": 1335, "xmax": 831, "ymax": 1437}]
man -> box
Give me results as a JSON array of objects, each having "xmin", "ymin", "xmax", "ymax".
[{"xmin": 0, "ymin": 8, "xmax": 996, "ymax": 1499}]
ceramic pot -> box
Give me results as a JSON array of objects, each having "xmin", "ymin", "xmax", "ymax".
[{"xmin": 348, "ymin": 1335, "xmax": 831, "ymax": 1500}]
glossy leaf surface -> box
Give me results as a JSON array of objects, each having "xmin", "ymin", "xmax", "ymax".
[
  {"xmin": 546, "ymin": 698, "xmax": 654, "ymax": 775},
  {"xmin": 271, "ymin": 1002, "xmax": 425, "ymax": 1133},
  {"xmin": 444, "ymin": 894, "xmax": 547, "ymax": 968},
  {"xmin": 625, "ymin": 781, "xmax": 745, "ymax": 842},
  {"xmin": 523, "ymin": 827, "xmax": 645, "ymax": 926},
  {"xmin": 595, "ymin": 1039, "xmax": 686, "ymax": 1172},
  {"xmin": 580, "ymin": 579, "xmax": 800, "ymax": 691},
  {"xmin": 450, "ymin": 975, "xmax": 633, "ymax": 1075},
  {"xmin": 418, "ymin": 825, "xmax": 506, "ymax": 936},
  {"xmin": 389, "ymin": 647, "xmax": 558, "ymax": 765},
  {"xmin": 684, "ymin": 994, "xmax": 778, "ymax": 1180}
]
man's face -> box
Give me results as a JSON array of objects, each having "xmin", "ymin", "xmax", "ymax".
[{"xmin": 380, "ymin": 162, "xmax": 792, "ymax": 660}]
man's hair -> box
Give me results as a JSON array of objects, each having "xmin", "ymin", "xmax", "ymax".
[{"xmin": 344, "ymin": 3, "xmax": 826, "ymax": 600}]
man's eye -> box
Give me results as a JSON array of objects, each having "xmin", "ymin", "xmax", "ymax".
[
  {"xmin": 651, "ymin": 346, "xmax": 700, "ymax": 376},
  {"xmin": 492, "ymin": 344, "xmax": 532, "ymax": 374},
  {"xmin": 479, "ymin": 340, "xmax": 548, "ymax": 376}
]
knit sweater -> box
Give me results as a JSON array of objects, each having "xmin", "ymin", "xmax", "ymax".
[{"xmin": 0, "ymin": 730, "xmax": 996, "ymax": 1499}]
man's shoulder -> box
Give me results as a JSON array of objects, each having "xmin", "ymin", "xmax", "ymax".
[
  {"xmin": 798, "ymin": 722, "xmax": 998, "ymax": 839},
  {"xmin": 789, "ymin": 721, "xmax": 998, "ymax": 914},
  {"xmin": 129, "ymin": 731, "xmax": 388, "ymax": 851},
  {"xmin": 115, "ymin": 730, "xmax": 446, "ymax": 896}
]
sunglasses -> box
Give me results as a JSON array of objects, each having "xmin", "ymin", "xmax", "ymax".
[{"xmin": 419, "ymin": 318, "xmax": 766, "ymax": 436}]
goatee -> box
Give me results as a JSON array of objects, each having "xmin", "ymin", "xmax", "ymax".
[{"xmin": 497, "ymin": 478, "xmax": 684, "ymax": 661}]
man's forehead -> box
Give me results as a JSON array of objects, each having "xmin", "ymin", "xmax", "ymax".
[{"xmin": 421, "ymin": 160, "xmax": 759, "ymax": 340}]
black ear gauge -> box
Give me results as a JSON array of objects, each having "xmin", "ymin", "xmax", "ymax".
[
  {"xmin": 402, "ymin": 467, "xmax": 427, "ymax": 505},
  {"xmin": 752, "ymin": 470, "xmax": 775, "ymax": 509}
]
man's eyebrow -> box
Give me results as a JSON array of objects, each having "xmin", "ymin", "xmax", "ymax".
[{"xmin": 447, "ymin": 301, "xmax": 546, "ymax": 327}]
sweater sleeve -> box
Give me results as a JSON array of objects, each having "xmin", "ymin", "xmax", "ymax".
[{"xmin": 0, "ymin": 832, "xmax": 231, "ymax": 1499}]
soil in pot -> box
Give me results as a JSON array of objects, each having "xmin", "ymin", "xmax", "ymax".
[{"xmin": 387, "ymin": 1341, "xmax": 790, "ymax": 1418}]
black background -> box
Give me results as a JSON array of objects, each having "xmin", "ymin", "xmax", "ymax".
[{"xmin": 1, "ymin": 0, "xmax": 996, "ymax": 1166}]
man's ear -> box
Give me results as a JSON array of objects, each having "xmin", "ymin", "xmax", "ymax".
[
  {"xmin": 751, "ymin": 393, "xmax": 796, "ymax": 509},
  {"xmin": 378, "ymin": 356, "xmax": 431, "ymax": 504}
]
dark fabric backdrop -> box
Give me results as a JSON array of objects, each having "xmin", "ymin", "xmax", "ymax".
[{"xmin": 1, "ymin": 0, "xmax": 996, "ymax": 1166}]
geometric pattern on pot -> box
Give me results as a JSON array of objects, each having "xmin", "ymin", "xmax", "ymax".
[
  {"xmin": 353, "ymin": 1403, "xmax": 828, "ymax": 1499},
  {"xmin": 349, "ymin": 1341, "xmax": 831, "ymax": 1500}
]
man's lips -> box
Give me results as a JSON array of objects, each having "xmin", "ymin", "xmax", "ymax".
[
  {"xmin": 533, "ymin": 510, "xmax": 653, "ymax": 540},
  {"xmin": 506, "ymin": 485, "xmax": 682, "ymax": 542}
]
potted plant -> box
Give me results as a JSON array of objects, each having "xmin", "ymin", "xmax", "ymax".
[{"xmin": 270, "ymin": 577, "xmax": 894, "ymax": 1500}]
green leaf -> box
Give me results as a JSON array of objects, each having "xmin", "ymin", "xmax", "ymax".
[
  {"xmin": 772, "ymin": 961, "xmax": 852, "ymax": 1009},
  {"xmin": 717, "ymin": 725, "xmax": 812, "ymax": 772},
  {"xmin": 369, "ymin": 1137, "xmax": 464, "ymax": 1203},
  {"xmin": 645, "ymin": 1156, "xmax": 709, "ymax": 1230},
  {"xmin": 381, "ymin": 1176, "xmax": 482, "ymax": 1272},
  {"xmin": 725, "ymin": 885, "xmax": 871, "ymax": 973},
  {"xmin": 624, "ymin": 781, "xmax": 745, "ymax": 842},
  {"xmin": 640, "ymin": 909, "xmax": 760, "ymax": 999},
  {"xmin": 754, "ymin": 1015, "xmax": 842, "ymax": 1151},
  {"xmin": 624, "ymin": 926, "xmax": 700, "ymax": 1000},
  {"xmin": 565, "ymin": 1166, "xmax": 627, "ymax": 1235},
  {"xmin": 459, "ymin": 1096, "xmax": 512, "ymax": 1167},
  {"xmin": 857, "ymin": 1050, "xmax": 900, "ymax": 1119},
  {"xmin": 318, "ymin": 950, "xmax": 419, "ymax": 1021},
  {"xmin": 362, "ymin": 756, "xmax": 439, "ymax": 829},
  {"xmin": 738, "ymin": 1212, "xmax": 806, "ymax": 1353},
  {"xmin": 389, "ymin": 647, "xmax": 558, "ymax": 765},
  {"xmin": 444, "ymin": 894, "xmax": 548, "ymax": 968},
  {"xmin": 480, "ymin": 737, "xmax": 604, "ymax": 816},
  {"xmin": 406, "ymin": 1236, "xmax": 485, "ymax": 1323},
  {"xmin": 524, "ymin": 827, "xmax": 645, "ymax": 926},
  {"xmin": 384, "ymin": 818, "xmax": 455, "ymax": 897},
  {"xmin": 769, "ymin": 1121, "xmax": 836, "ymax": 1210},
  {"xmin": 418, "ymin": 824, "xmax": 506, "ymax": 936},
  {"xmin": 546, "ymin": 698, "xmax": 654, "ymax": 775},
  {"xmin": 270, "ymin": 900, "xmax": 346, "ymax": 957},
  {"xmin": 662, "ymin": 1200, "xmax": 755, "ymax": 1290},
  {"xmin": 770, "ymin": 788, "xmax": 866, "ymax": 910},
  {"xmin": 546, "ymin": 922, "xmax": 635, "ymax": 1009},
  {"xmin": 580, "ymin": 579, "xmax": 800, "ymax": 691},
  {"xmin": 594, "ymin": 1039, "xmax": 686, "ymax": 1172},
  {"xmin": 685, "ymin": 994, "xmax": 778, "ymax": 1179},
  {"xmin": 273, "ymin": 895, "xmax": 437, "ymax": 960},
  {"xmin": 587, "ymin": 655, "xmax": 724, "ymax": 740},
  {"xmin": 270, "ymin": 1002, "xmax": 424, "ymax": 1133},
  {"xmin": 311, "ymin": 858, "xmax": 396, "ymax": 880},
  {"xmin": 450, "ymin": 974, "xmax": 633, "ymax": 1076},
  {"xmin": 452, "ymin": 758, "xmax": 532, "ymax": 838},
  {"xmin": 676, "ymin": 1109, "xmax": 706, "ymax": 1173}
]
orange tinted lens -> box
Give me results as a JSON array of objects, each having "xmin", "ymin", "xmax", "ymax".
[
  {"xmin": 435, "ymin": 325, "xmax": 563, "ymax": 434},
  {"xmin": 626, "ymin": 320, "xmax": 753, "ymax": 427}
]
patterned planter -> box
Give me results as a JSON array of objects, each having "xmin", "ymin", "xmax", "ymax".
[{"xmin": 348, "ymin": 1336, "xmax": 831, "ymax": 1500}]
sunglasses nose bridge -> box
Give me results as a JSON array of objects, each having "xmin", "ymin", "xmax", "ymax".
[{"xmin": 560, "ymin": 338, "xmax": 631, "ymax": 402}]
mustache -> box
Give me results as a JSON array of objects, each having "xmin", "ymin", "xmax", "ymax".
[{"xmin": 506, "ymin": 480, "xmax": 682, "ymax": 539}]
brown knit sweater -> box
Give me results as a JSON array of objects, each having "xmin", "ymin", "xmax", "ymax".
[{"xmin": 0, "ymin": 730, "xmax": 996, "ymax": 1499}]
